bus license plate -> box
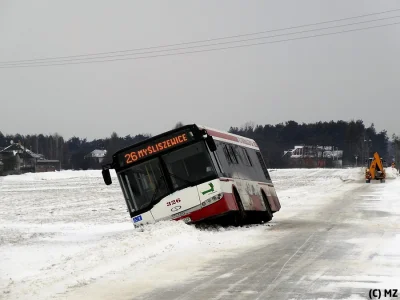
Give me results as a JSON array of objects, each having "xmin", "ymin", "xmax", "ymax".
[{"xmin": 132, "ymin": 215, "xmax": 143, "ymax": 223}]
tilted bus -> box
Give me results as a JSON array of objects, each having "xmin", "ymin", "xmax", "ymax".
[{"xmin": 101, "ymin": 124, "xmax": 281, "ymax": 226}]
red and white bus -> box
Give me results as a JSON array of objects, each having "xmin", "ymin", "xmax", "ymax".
[{"xmin": 102, "ymin": 124, "xmax": 281, "ymax": 226}]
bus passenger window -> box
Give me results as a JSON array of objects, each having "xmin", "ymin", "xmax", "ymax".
[
  {"xmin": 223, "ymin": 145, "xmax": 233, "ymax": 164},
  {"xmin": 228, "ymin": 145, "xmax": 238, "ymax": 164},
  {"xmin": 256, "ymin": 151, "xmax": 271, "ymax": 180},
  {"xmin": 242, "ymin": 148, "xmax": 253, "ymax": 166}
]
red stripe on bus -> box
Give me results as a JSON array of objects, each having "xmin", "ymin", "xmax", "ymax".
[
  {"xmin": 223, "ymin": 192, "xmax": 240, "ymax": 210},
  {"xmin": 173, "ymin": 193, "xmax": 238, "ymax": 223},
  {"xmin": 205, "ymin": 129, "xmax": 239, "ymax": 143},
  {"xmin": 173, "ymin": 192, "xmax": 280, "ymax": 223}
]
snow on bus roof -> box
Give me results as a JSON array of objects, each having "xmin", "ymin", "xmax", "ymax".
[{"xmin": 196, "ymin": 124, "xmax": 259, "ymax": 150}]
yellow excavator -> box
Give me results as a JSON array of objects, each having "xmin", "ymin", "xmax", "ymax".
[{"xmin": 365, "ymin": 152, "xmax": 386, "ymax": 183}]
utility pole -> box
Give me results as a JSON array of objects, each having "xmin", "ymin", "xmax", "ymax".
[
  {"xmin": 396, "ymin": 141, "xmax": 398, "ymax": 167},
  {"xmin": 361, "ymin": 137, "xmax": 364, "ymax": 166}
]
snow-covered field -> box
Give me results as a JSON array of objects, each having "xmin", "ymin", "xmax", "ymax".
[{"xmin": 0, "ymin": 167, "xmax": 399, "ymax": 300}]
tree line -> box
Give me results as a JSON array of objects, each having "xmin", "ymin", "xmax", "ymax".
[
  {"xmin": 0, "ymin": 119, "xmax": 394, "ymax": 170},
  {"xmin": 229, "ymin": 120, "xmax": 391, "ymax": 168},
  {"xmin": 0, "ymin": 131, "xmax": 150, "ymax": 170}
]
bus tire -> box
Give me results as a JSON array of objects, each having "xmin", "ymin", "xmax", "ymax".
[
  {"xmin": 233, "ymin": 188, "xmax": 246, "ymax": 226},
  {"xmin": 261, "ymin": 191, "xmax": 273, "ymax": 223}
]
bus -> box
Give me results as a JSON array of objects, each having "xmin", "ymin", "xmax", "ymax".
[{"xmin": 101, "ymin": 124, "xmax": 281, "ymax": 226}]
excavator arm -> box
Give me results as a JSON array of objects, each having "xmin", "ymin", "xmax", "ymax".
[
  {"xmin": 369, "ymin": 157, "xmax": 377, "ymax": 179},
  {"xmin": 373, "ymin": 152, "xmax": 385, "ymax": 176}
]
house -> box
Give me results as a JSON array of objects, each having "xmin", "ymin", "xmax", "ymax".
[
  {"xmin": 0, "ymin": 143, "xmax": 60, "ymax": 174},
  {"xmin": 84, "ymin": 149, "xmax": 107, "ymax": 164},
  {"xmin": 283, "ymin": 145, "xmax": 343, "ymax": 168}
]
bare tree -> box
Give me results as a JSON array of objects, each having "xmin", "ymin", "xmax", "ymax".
[
  {"xmin": 174, "ymin": 122, "xmax": 184, "ymax": 129},
  {"xmin": 103, "ymin": 132, "xmax": 121, "ymax": 164}
]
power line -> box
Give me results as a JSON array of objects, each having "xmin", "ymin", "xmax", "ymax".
[
  {"xmin": 0, "ymin": 7, "xmax": 399, "ymax": 65},
  {"xmin": 1, "ymin": 21, "xmax": 399, "ymax": 69},
  {"xmin": 2, "ymin": 14, "xmax": 399, "ymax": 67}
]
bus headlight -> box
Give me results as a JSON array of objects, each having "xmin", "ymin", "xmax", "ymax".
[{"xmin": 201, "ymin": 193, "xmax": 223, "ymax": 207}]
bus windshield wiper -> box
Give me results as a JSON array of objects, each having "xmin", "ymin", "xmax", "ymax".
[{"xmin": 166, "ymin": 171, "xmax": 193, "ymax": 186}]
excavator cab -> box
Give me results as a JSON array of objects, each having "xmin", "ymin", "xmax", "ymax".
[{"xmin": 365, "ymin": 152, "xmax": 386, "ymax": 183}]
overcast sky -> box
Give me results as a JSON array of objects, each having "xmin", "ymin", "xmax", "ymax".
[{"xmin": 0, "ymin": 0, "xmax": 399, "ymax": 140}]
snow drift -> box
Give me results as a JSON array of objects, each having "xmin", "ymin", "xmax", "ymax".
[
  {"xmin": 385, "ymin": 166, "xmax": 399, "ymax": 178},
  {"xmin": 1, "ymin": 167, "xmax": 398, "ymax": 300}
]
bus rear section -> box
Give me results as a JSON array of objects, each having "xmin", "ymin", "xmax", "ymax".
[{"xmin": 102, "ymin": 124, "xmax": 281, "ymax": 226}]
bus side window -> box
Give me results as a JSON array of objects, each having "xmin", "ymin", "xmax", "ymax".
[
  {"xmin": 215, "ymin": 141, "xmax": 233, "ymax": 178},
  {"xmin": 227, "ymin": 145, "xmax": 238, "ymax": 164},
  {"xmin": 223, "ymin": 145, "xmax": 233, "ymax": 164},
  {"xmin": 256, "ymin": 151, "xmax": 271, "ymax": 180},
  {"xmin": 242, "ymin": 147, "xmax": 253, "ymax": 166},
  {"xmin": 232, "ymin": 145, "xmax": 243, "ymax": 164}
]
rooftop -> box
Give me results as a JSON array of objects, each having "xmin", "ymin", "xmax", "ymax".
[
  {"xmin": 0, "ymin": 143, "xmax": 44, "ymax": 159},
  {"xmin": 85, "ymin": 149, "xmax": 107, "ymax": 158}
]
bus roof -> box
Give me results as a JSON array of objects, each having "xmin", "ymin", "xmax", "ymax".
[{"xmin": 197, "ymin": 124, "xmax": 259, "ymax": 150}]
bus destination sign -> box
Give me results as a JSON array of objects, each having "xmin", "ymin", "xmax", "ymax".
[{"xmin": 118, "ymin": 129, "xmax": 194, "ymax": 167}]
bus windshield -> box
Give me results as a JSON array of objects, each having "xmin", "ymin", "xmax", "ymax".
[
  {"xmin": 119, "ymin": 157, "xmax": 168, "ymax": 211},
  {"xmin": 118, "ymin": 141, "xmax": 217, "ymax": 212},
  {"xmin": 162, "ymin": 141, "xmax": 217, "ymax": 190}
]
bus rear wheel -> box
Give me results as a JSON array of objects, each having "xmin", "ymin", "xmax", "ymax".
[
  {"xmin": 261, "ymin": 191, "xmax": 273, "ymax": 223},
  {"xmin": 232, "ymin": 189, "xmax": 246, "ymax": 226}
]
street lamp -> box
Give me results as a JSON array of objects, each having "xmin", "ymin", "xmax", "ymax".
[
  {"xmin": 364, "ymin": 138, "xmax": 372, "ymax": 158},
  {"xmin": 355, "ymin": 155, "xmax": 358, "ymax": 167}
]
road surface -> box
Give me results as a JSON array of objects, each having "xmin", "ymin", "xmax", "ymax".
[{"xmin": 132, "ymin": 178, "xmax": 400, "ymax": 300}]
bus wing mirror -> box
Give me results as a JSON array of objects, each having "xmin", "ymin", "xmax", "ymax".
[
  {"xmin": 102, "ymin": 169, "xmax": 112, "ymax": 185},
  {"xmin": 206, "ymin": 136, "xmax": 217, "ymax": 152}
]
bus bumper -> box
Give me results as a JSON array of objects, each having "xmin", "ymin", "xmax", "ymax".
[{"xmin": 173, "ymin": 193, "xmax": 237, "ymax": 224}]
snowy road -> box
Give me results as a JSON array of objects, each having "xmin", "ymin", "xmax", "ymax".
[{"xmin": 1, "ymin": 168, "xmax": 399, "ymax": 300}]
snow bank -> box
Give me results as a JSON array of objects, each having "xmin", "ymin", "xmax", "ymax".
[
  {"xmin": 385, "ymin": 166, "xmax": 399, "ymax": 178},
  {"xmin": 268, "ymin": 168, "xmax": 366, "ymax": 220},
  {"xmin": 270, "ymin": 167, "xmax": 366, "ymax": 186},
  {"xmin": 0, "ymin": 169, "xmax": 278, "ymax": 299},
  {"xmin": 1, "ymin": 167, "xmax": 398, "ymax": 299},
  {"xmin": 0, "ymin": 220, "xmax": 274, "ymax": 299},
  {"xmin": 1, "ymin": 169, "xmax": 117, "ymax": 182}
]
